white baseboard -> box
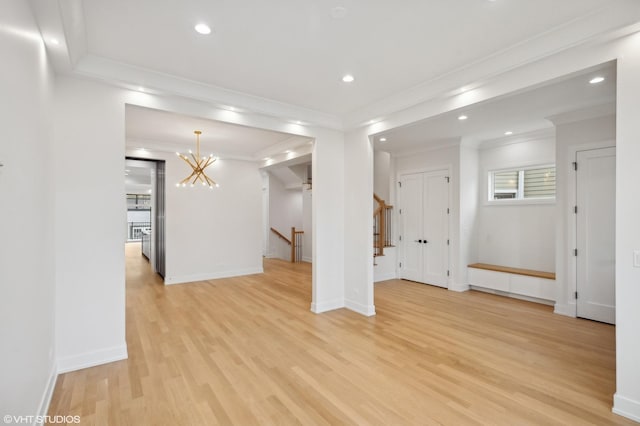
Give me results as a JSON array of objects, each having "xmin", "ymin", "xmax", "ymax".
[
  {"xmin": 613, "ymin": 393, "xmax": 640, "ymax": 422},
  {"xmin": 554, "ymin": 303, "xmax": 576, "ymax": 317},
  {"xmin": 302, "ymin": 256, "xmax": 312, "ymax": 263},
  {"xmin": 57, "ymin": 344, "xmax": 128, "ymax": 374},
  {"xmin": 449, "ymin": 283, "xmax": 470, "ymax": 292},
  {"xmin": 35, "ymin": 363, "xmax": 58, "ymax": 425},
  {"xmin": 164, "ymin": 267, "xmax": 264, "ymax": 285},
  {"xmin": 310, "ymin": 298, "xmax": 344, "ymax": 313},
  {"xmin": 374, "ymin": 272, "xmax": 397, "ymax": 282},
  {"xmin": 345, "ymin": 299, "xmax": 376, "ymax": 316}
]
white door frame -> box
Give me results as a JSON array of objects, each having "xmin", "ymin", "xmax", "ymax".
[
  {"xmin": 566, "ymin": 141, "xmax": 616, "ymax": 318},
  {"xmin": 397, "ymin": 165, "xmax": 452, "ymax": 289}
]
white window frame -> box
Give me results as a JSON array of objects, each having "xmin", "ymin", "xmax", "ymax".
[{"xmin": 487, "ymin": 164, "xmax": 556, "ymax": 205}]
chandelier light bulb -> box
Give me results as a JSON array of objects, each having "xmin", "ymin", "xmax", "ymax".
[{"xmin": 176, "ymin": 130, "xmax": 218, "ymax": 189}]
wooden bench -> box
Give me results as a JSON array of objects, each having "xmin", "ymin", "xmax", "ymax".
[{"xmin": 467, "ymin": 263, "xmax": 556, "ymax": 304}]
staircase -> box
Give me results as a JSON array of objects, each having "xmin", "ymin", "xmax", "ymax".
[
  {"xmin": 373, "ymin": 194, "xmax": 394, "ymax": 262},
  {"xmin": 270, "ymin": 226, "xmax": 305, "ymax": 262}
]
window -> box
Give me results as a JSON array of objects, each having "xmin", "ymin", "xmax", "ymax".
[{"xmin": 489, "ymin": 165, "xmax": 555, "ymax": 201}]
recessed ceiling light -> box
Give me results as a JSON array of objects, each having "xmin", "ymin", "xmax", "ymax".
[
  {"xmin": 263, "ymin": 157, "xmax": 271, "ymax": 161},
  {"xmin": 458, "ymin": 115, "xmax": 468, "ymax": 121},
  {"xmin": 50, "ymin": 38, "xmax": 60, "ymax": 45},
  {"xmin": 194, "ymin": 23, "xmax": 212, "ymax": 35},
  {"xmin": 285, "ymin": 150, "xmax": 292, "ymax": 154},
  {"xmin": 504, "ymin": 131, "xmax": 513, "ymax": 135},
  {"xmin": 379, "ymin": 137, "xmax": 387, "ymax": 142},
  {"xmin": 342, "ymin": 74, "xmax": 355, "ymax": 83},
  {"xmin": 589, "ymin": 76, "xmax": 605, "ymax": 84}
]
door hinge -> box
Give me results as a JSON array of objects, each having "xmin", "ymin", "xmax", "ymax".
[
  {"xmin": 447, "ymin": 208, "xmax": 450, "ymax": 214},
  {"xmin": 399, "ymin": 262, "xmax": 402, "ymax": 268},
  {"xmin": 447, "ymin": 270, "xmax": 450, "ymax": 277},
  {"xmin": 399, "ymin": 208, "xmax": 402, "ymax": 214},
  {"xmin": 575, "ymin": 291, "xmax": 578, "ymax": 299},
  {"xmin": 445, "ymin": 176, "xmax": 450, "ymax": 183},
  {"xmin": 398, "ymin": 181, "xmax": 402, "ymax": 187},
  {"xmin": 447, "ymin": 239, "xmax": 450, "ymax": 245},
  {"xmin": 574, "ymin": 248, "xmax": 578, "ymax": 256},
  {"xmin": 574, "ymin": 206, "xmax": 578, "ymax": 214},
  {"xmin": 573, "ymin": 161, "xmax": 578, "ymax": 171},
  {"xmin": 399, "ymin": 235, "xmax": 402, "ymax": 241}
]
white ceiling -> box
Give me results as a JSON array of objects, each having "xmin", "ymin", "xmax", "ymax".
[
  {"xmin": 374, "ymin": 61, "xmax": 616, "ymax": 154},
  {"xmin": 125, "ymin": 105, "xmax": 311, "ymax": 160},
  {"xmin": 34, "ymin": 0, "xmax": 640, "ymax": 127}
]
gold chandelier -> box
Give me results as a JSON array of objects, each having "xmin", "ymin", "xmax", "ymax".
[{"xmin": 176, "ymin": 130, "xmax": 218, "ymax": 188}]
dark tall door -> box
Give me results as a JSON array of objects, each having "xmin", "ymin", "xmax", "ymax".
[{"xmin": 155, "ymin": 161, "xmax": 166, "ymax": 278}]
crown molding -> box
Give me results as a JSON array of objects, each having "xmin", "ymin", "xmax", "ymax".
[
  {"xmin": 344, "ymin": 3, "xmax": 640, "ymax": 129},
  {"xmin": 546, "ymin": 101, "xmax": 615, "ymax": 126},
  {"xmin": 478, "ymin": 128, "xmax": 555, "ymax": 151}
]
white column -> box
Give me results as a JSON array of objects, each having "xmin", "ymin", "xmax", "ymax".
[
  {"xmin": 613, "ymin": 31, "xmax": 640, "ymax": 422},
  {"xmin": 343, "ymin": 129, "xmax": 375, "ymax": 316},
  {"xmin": 310, "ymin": 129, "xmax": 346, "ymax": 313}
]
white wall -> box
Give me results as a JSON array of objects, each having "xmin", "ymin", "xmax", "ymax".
[
  {"xmin": 267, "ymin": 172, "xmax": 302, "ymax": 260},
  {"xmin": 302, "ymin": 187, "xmax": 312, "ymax": 262},
  {"xmin": 162, "ymin": 153, "xmax": 263, "ymax": 283},
  {"xmin": 459, "ymin": 144, "xmax": 479, "ymax": 288},
  {"xmin": 475, "ymin": 137, "xmax": 556, "ymax": 272},
  {"xmin": 373, "ymin": 150, "xmax": 391, "ymax": 202},
  {"xmin": 393, "ymin": 144, "xmax": 463, "ymax": 290},
  {"xmin": 53, "ymin": 77, "xmax": 128, "ymax": 372},
  {"xmin": 0, "ymin": 0, "xmax": 56, "ymax": 417}
]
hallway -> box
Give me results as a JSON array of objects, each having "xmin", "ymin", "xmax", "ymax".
[{"xmin": 47, "ymin": 244, "xmax": 631, "ymax": 425}]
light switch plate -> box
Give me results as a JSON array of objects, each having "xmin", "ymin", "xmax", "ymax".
[{"xmin": 634, "ymin": 250, "xmax": 640, "ymax": 268}]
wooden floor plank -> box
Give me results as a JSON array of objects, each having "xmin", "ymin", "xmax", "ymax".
[{"xmin": 47, "ymin": 243, "xmax": 634, "ymax": 425}]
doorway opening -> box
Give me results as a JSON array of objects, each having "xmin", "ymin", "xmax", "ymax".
[{"xmin": 125, "ymin": 158, "xmax": 166, "ymax": 279}]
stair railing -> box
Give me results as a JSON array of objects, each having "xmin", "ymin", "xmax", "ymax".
[
  {"xmin": 269, "ymin": 227, "xmax": 304, "ymax": 262},
  {"xmin": 373, "ymin": 194, "xmax": 393, "ymax": 257}
]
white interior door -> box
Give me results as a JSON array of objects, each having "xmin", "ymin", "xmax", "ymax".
[
  {"xmin": 423, "ymin": 170, "xmax": 449, "ymax": 287},
  {"xmin": 576, "ymin": 147, "xmax": 616, "ymax": 324},
  {"xmin": 399, "ymin": 170, "xmax": 449, "ymax": 288},
  {"xmin": 399, "ymin": 173, "xmax": 423, "ymax": 282}
]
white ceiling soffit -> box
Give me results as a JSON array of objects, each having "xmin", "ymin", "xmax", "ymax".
[
  {"xmin": 32, "ymin": 0, "xmax": 640, "ymax": 130},
  {"xmin": 374, "ymin": 61, "xmax": 616, "ymax": 155},
  {"xmin": 125, "ymin": 105, "xmax": 312, "ymax": 161}
]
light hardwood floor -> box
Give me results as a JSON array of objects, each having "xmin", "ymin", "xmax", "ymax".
[{"xmin": 48, "ymin": 243, "xmax": 634, "ymax": 425}]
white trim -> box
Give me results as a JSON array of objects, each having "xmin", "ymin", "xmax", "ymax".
[
  {"xmin": 34, "ymin": 364, "xmax": 58, "ymax": 426},
  {"xmin": 554, "ymin": 303, "xmax": 577, "ymax": 317},
  {"xmin": 310, "ymin": 298, "xmax": 344, "ymax": 313},
  {"xmin": 163, "ymin": 267, "xmax": 264, "ymax": 285},
  {"xmin": 75, "ymin": 54, "xmax": 343, "ymax": 130},
  {"xmin": 486, "ymin": 198, "xmax": 556, "ymax": 206},
  {"xmin": 302, "ymin": 256, "xmax": 313, "ymax": 263},
  {"xmin": 613, "ymin": 393, "xmax": 640, "ymax": 423},
  {"xmin": 374, "ymin": 271, "xmax": 397, "ymax": 282},
  {"xmin": 345, "ymin": 299, "xmax": 376, "ymax": 316},
  {"xmin": 479, "ymin": 128, "xmax": 555, "ymax": 150},
  {"xmin": 57, "ymin": 344, "xmax": 128, "ymax": 374},
  {"xmin": 448, "ymin": 283, "xmax": 470, "ymax": 292}
]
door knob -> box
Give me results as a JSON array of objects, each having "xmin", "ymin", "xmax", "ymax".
[
  {"xmin": 415, "ymin": 239, "xmax": 422, "ymax": 243},
  {"xmin": 423, "ymin": 240, "xmax": 428, "ymax": 244}
]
